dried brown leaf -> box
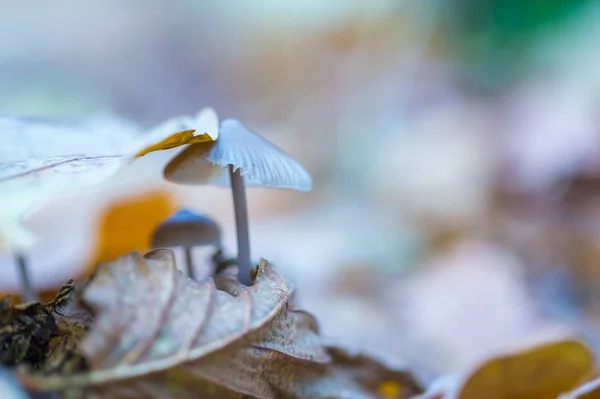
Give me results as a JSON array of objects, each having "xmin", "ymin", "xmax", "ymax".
[
  {"xmin": 0, "ymin": 281, "xmax": 91, "ymax": 374},
  {"xmin": 20, "ymin": 249, "xmax": 421, "ymax": 398}
]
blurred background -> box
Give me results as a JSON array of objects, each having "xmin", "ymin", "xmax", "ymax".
[{"xmin": 2, "ymin": 0, "xmax": 600, "ymax": 384}]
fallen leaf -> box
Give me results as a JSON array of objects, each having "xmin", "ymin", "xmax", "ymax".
[
  {"xmin": 457, "ymin": 340, "xmax": 594, "ymax": 399},
  {"xmin": 140, "ymin": 107, "xmax": 219, "ymax": 157},
  {"xmin": 0, "ymin": 155, "xmax": 130, "ymax": 250},
  {"xmin": 0, "ymin": 109, "xmax": 216, "ymax": 250},
  {"xmin": 0, "ymin": 281, "xmax": 91, "ymax": 374},
  {"xmin": 324, "ymin": 346, "xmax": 423, "ymax": 399},
  {"xmin": 20, "ymin": 249, "xmax": 421, "ymax": 398},
  {"xmin": 134, "ymin": 130, "xmax": 215, "ymax": 158}
]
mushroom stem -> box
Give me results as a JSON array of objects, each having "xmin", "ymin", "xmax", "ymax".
[
  {"xmin": 229, "ymin": 165, "xmax": 252, "ymax": 285},
  {"xmin": 14, "ymin": 253, "xmax": 37, "ymax": 302},
  {"xmin": 183, "ymin": 246, "xmax": 195, "ymax": 280}
]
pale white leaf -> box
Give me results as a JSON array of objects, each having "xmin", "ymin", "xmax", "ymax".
[
  {"xmin": 0, "ymin": 109, "xmax": 216, "ymax": 250},
  {"xmin": 0, "ymin": 114, "xmax": 142, "ymax": 162}
]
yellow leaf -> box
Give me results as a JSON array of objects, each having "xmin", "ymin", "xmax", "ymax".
[
  {"xmin": 379, "ymin": 380, "xmax": 401, "ymax": 398},
  {"xmin": 134, "ymin": 130, "xmax": 214, "ymax": 158},
  {"xmin": 90, "ymin": 190, "xmax": 176, "ymax": 264},
  {"xmin": 458, "ymin": 340, "xmax": 594, "ymax": 399}
]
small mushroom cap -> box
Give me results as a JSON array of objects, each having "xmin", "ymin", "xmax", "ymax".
[
  {"xmin": 164, "ymin": 118, "xmax": 313, "ymax": 191},
  {"xmin": 151, "ymin": 209, "xmax": 221, "ymax": 249}
]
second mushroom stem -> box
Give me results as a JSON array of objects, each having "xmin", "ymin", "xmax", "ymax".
[
  {"xmin": 184, "ymin": 247, "xmax": 195, "ymax": 280},
  {"xmin": 15, "ymin": 253, "xmax": 38, "ymax": 302},
  {"xmin": 229, "ymin": 165, "xmax": 252, "ymax": 285}
]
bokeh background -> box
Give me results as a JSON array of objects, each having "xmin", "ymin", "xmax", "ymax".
[{"xmin": 2, "ymin": 0, "xmax": 600, "ymax": 384}]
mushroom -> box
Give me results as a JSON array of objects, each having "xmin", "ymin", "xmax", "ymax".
[
  {"xmin": 151, "ymin": 209, "xmax": 221, "ymax": 279},
  {"xmin": 164, "ymin": 118, "xmax": 312, "ymax": 284}
]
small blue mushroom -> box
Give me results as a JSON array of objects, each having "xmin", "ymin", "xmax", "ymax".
[{"xmin": 151, "ymin": 209, "xmax": 221, "ymax": 280}]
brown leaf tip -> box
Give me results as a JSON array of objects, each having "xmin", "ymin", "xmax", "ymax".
[
  {"xmin": 254, "ymin": 258, "xmax": 274, "ymax": 278},
  {"xmin": 143, "ymin": 248, "xmax": 176, "ymax": 263},
  {"xmin": 51, "ymin": 280, "xmax": 76, "ymax": 309}
]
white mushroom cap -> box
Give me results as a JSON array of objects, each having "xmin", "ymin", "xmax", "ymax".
[{"xmin": 164, "ymin": 118, "xmax": 313, "ymax": 191}]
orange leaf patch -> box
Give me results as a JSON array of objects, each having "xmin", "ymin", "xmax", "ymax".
[
  {"xmin": 90, "ymin": 190, "xmax": 176, "ymax": 264},
  {"xmin": 134, "ymin": 130, "xmax": 214, "ymax": 158}
]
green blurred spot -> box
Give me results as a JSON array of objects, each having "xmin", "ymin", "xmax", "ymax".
[{"xmin": 439, "ymin": 0, "xmax": 591, "ymax": 92}]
